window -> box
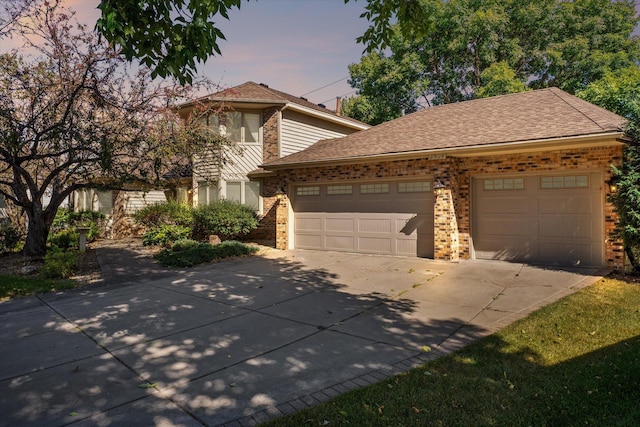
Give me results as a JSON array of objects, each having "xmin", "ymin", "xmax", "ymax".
[
  {"xmin": 360, "ymin": 183, "xmax": 389, "ymax": 194},
  {"xmin": 75, "ymin": 189, "xmax": 113, "ymax": 214},
  {"xmin": 540, "ymin": 175, "xmax": 589, "ymax": 189},
  {"xmin": 296, "ymin": 186, "xmax": 320, "ymax": 196},
  {"xmin": 398, "ymin": 181, "xmax": 431, "ymax": 193},
  {"xmin": 327, "ymin": 185, "xmax": 353, "ymax": 195},
  {"xmin": 225, "ymin": 181, "xmax": 261, "ymax": 211},
  {"xmin": 214, "ymin": 111, "xmax": 260, "ymax": 143},
  {"xmin": 483, "ymin": 178, "xmax": 525, "ymax": 191},
  {"xmin": 198, "ymin": 182, "xmax": 219, "ymax": 205}
]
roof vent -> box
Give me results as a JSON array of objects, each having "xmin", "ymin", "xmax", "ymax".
[
  {"xmin": 259, "ymin": 83, "xmax": 269, "ymax": 88},
  {"xmin": 300, "ymin": 97, "xmax": 308, "ymax": 101},
  {"xmin": 318, "ymin": 103, "xmax": 326, "ymax": 108}
]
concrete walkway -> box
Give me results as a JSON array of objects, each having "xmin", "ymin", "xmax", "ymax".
[{"xmin": 0, "ymin": 247, "xmax": 607, "ymax": 426}]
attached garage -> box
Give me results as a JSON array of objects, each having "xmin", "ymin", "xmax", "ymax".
[
  {"xmin": 293, "ymin": 180, "xmax": 434, "ymax": 257},
  {"xmin": 472, "ymin": 172, "xmax": 604, "ymax": 267},
  {"xmin": 260, "ymin": 88, "xmax": 628, "ymax": 270}
]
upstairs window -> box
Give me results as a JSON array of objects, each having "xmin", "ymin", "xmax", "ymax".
[{"xmin": 208, "ymin": 112, "xmax": 260, "ymax": 143}]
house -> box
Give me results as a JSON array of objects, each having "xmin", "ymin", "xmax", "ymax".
[
  {"xmin": 176, "ymin": 81, "xmax": 370, "ymax": 242},
  {"xmin": 255, "ymin": 88, "xmax": 629, "ymax": 269}
]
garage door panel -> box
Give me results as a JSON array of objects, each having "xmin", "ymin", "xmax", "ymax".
[
  {"xmin": 325, "ymin": 218, "xmax": 355, "ymax": 232},
  {"xmin": 326, "ymin": 235, "xmax": 356, "ymax": 251},
  {"xmin": 295, "ymin": 216, "xmax": 323, "ymax": 232},
  {"xmin": 538, "ymin": 196, "xmax": 594, "ymax": 214},
  {"xmin": 357, "ymin": 237, "xmax": 392, "ymax": 253},
  {"xmin": 397, "ymin": 239, "xmax": 418, "ymax": 256},
  {"xmin": 358, "ymin": 217, "xmax": 392, "ymax": 233},
  {"xmin": 480, "ymin": 218, "xmax": 532, "ymax": 237},
  {"xmin": 477, "ymin": 197, "xmax": 529, "ymax": 214},
  {"xmin": 295, "ymin": 233, "xmax": 323, "ymax": 249},
  {"xmin": 474, "ymin": 238, "xmax": 536, "ymax": 261},
  {"xmin": 473, "ymin": 174, "xmax": 603, "ymax": 267},
  {"xmin": 539, "ymin": 218, "xmax": 596, "ymax": 239},
  {"xmin": 538, "ymin": 241, "xmax": 597, "ymax": 266}
]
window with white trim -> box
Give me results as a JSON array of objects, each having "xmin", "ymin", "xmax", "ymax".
[
  {"xmin": 360, "ymin": 183, "xmax": 389, "ymax": 194},
  {"xmin": 327, "ymin": 185, "xmax": 353, "ymax": 195},
  {"xmin": 398, "ymin": 181, "xmax": 432, "ymax": 193},
  {"xmin": 296, "ymin": 186, "xmax": 320, "ymax": 196},
  {"xmin": 209, "ymin": 111, "xmax": 260, "ymax": 143},
  {"xmin": 75, "ymin": 189, "xmax": 113, "ymax": 214},
  {"xmin": 198, "ymin": 182, "xmax": 219, "ymax": 206},
  {"xmin": 225, "ymin": 181, "xmax": 260, "ymax": 211},
  {"xmin": 540, "ymin": 175, "xmax": 589, "ymax": 189},
  {"xmin": 483, "ymin": 178, "xmax": 525, "ymax": 190}
]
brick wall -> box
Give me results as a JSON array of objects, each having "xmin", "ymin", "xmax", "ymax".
[{"xmin": 262, "ymin": 144, "xmax": 624, "ymax": 269}]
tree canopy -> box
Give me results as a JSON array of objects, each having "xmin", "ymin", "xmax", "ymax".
[
  {"xmin": 578, "ymin": 67, "xmax": 640, "ymax": 269},
  {"xmin": 342, "ymin": 0, "xmax": 640, "ymax": 124},
  {"xmin": 0, "ymin": 2, "xmax": 228, "ymax": 256}
]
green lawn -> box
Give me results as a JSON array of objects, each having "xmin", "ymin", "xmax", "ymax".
[
  {"xmin": 0, "ymin": 274, "xmax": 79, "ymax": 300},
  {"xmin": 264, "ymin": 276, "xmax": 640, "ymax": 426}
]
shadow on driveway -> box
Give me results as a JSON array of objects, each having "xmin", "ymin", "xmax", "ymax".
[{"xmin": 0, "ymin": 245, "xmax": 605, "ymax": 426}]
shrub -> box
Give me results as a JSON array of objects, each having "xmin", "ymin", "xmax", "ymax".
[
  {"xmin": 0, "ymin": 221, "xmax": 22, "ymax": 253},
  {"xmin": 133, "ymin": 200, "xmax": 193, "ymax": 228},
  {"xmin": 155, "ymin": 240, "xmax": 259, "ymax": 267},
  {"xmin": 51, "ymin": 208, "xmax": 106, "ymax": 242},
  {"xmin": 171, "ymin": 239, "xmax": 200, "ymax": 252},
  {"xmin": 142, "ymin": 224, "xmax": 192, "ymax": 247},
  {"xmin": 193, "ymin": 200, "xmax": 259, "ymax": 241},
  {"xmin": 49, "ymin": 229, "xmax": 79, "ymax": 250},
  {"xmin": 40, "ymin": 247, "xmax": 78, "ymax": 279}
]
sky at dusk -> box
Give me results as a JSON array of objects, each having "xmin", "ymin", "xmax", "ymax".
[{"xmin": 3, "ymin": 0, "xmax": 640, "ymax": 109}]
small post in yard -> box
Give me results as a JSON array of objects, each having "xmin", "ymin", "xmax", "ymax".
[{"xmin": 77, "ymin": 227, "xmax": 91, "ymax": 251}]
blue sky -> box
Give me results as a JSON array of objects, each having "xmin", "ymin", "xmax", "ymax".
[
  {"xmin": 5, "ymin": 0, "xmax": 640, "ymax": 109},
  {"xmin": 59, "ymin": 0, "xmax": 371, "ymax": 107}
]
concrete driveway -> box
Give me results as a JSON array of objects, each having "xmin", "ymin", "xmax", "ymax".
[{"xmin": 0, "ymin": 249, "xmax": 607, "ymax": 426}]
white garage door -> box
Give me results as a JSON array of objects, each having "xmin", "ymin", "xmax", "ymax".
[
  {"xmin": 472, "ymin": 172, "xmax": 604, "ymax": 267},
  {"xmin": 293, "ymin": 181, "xmax": 434, "ymax": 257}
]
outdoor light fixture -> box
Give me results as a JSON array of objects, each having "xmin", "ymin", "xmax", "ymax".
[
  {"xmin": 433, "ymin": 179, "xmax": 446, "ymax": 196},
  {"xmin": 608, "ymin": 181, "xmax": 618, "ymax": 193},
  {"xmin": 275, "ymin": 186, "xmax": 286, "ymax": 200}
]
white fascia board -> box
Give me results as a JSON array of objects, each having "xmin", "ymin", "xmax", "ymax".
[{"xmin": 282, "ymin": 103, "xmax": 370, "ymax": 131}]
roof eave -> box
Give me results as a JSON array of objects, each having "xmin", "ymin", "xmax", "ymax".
[
  {"xmin": 262, "ymin": 131, "xmax": 628, "ymax": 171},
  {"xmin": 281, "ymin": 103, "xmax": 370, "ymax": 130}
]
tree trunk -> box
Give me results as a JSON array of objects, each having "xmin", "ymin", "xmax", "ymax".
[{"xmin": 23, "ymin": 209, "xmax": 52, "ymax": 258}]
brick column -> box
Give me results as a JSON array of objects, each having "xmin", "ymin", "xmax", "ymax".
[
  {"xmin": 275, "ymin": 195, "xmax": 289, "ymax": 250},
  {"xmin": 434, "ymin": 188, "xmax": 459, "ymax": 261}
]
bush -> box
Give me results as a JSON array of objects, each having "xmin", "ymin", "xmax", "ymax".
[
  {"xmin": 51, "ymin": 208, "xmax": 106, "ymax": 242},
  {"xmin": 49, "ymin": 229, "xmax": 79, "ymax": 250},
  {"xmin": 193, "ymin": 200, "xmax": 259, "ymax": 241},
  {"xmin": 171, "ymin": 239, "xmax": 200, "ymax": 252},
  {"xmin": 0, "ymin": 221, "xmax": 22, "ymax": 254},
  {"xmin": 155, "ymin": 240, "xmax": 259, "ymax": 267},
  {"xmin": 40, "ymin": 247, "xmax": 78, "ymax": 279},
  {"xmin": 142, "ymin": 224, "xmax": 192, "ymax": 247},
  {"xmin": 133, "ymin": 200, "xmax": 193, "ymax": 228}
]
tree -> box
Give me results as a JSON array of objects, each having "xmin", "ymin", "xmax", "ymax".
[
  {"xmin": 578, "ymin": 67, "xmax": 640, "ymax": 270},
  {"xmin": 96, "ymin": 0, "xmax": 242, "ymax": 85},
  {"xmin": 0, "ymin": 2, "xmax": 229, "ymax": 257},
  {"xmin": 343, "ymin": 0, "xmax": 639, "ymax": 124}
]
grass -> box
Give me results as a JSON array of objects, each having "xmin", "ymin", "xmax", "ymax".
[
  {"xmin": 264, "ymin": 276, "xmax": 640, "ymax": 426},
  {"xmin": 0, "ymin": 274, "xmax": 79, "ymax": 300}
]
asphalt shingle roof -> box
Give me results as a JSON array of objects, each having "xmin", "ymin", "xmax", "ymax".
[
  {"xmin": 263, "ymin": 87, "xmax": 626, "ymax": 168},
  {"xmin": 205, "ymin": 81, "xmax": 364, "ymax": 125}
]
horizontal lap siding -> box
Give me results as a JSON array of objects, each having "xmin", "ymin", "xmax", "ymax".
[{"xmin": 281, "ymin": 111, "xmax": 358, "ymax": 157}]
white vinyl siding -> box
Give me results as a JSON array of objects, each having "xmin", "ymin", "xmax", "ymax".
[
  {"xmin": 280, "ymin": 110, "xmax": 358, "ymax": 157},
  {"xmin": 123, "ymin": 190, "xmax": 166, "ymax": 215}
]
